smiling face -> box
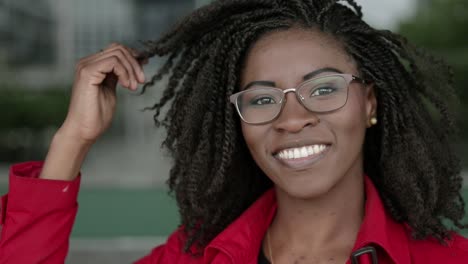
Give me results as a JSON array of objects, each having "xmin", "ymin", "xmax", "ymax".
[{"xmin": 239, "ymin": 28, "xmax": 377, "ymax": 199}]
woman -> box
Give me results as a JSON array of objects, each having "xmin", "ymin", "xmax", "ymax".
[{"xmin": 1, "ymin": 0, "xmax": 467, "ymax": 263}]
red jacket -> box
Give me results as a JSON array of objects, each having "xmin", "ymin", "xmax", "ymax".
[{"xmin": 1, "ymin": 161, "xmax": 468, "ymax": 263}]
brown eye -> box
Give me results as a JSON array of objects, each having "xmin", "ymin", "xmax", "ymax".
[
  {"xmin": 249, "ymin": 96, "xmax": 277, "ymax": 105},
  {"xmin": 310, "ymin": 86, "xmax": 337, "ymax": 97}
]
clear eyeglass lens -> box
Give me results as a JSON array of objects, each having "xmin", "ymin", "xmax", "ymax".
[
  {"xmin": 236, "ymin": 88, "xmax": 283, "ymax": 124},
  {"xmin": 236, "ymin": 75, "xmax": 349, "ymax": 124},
  {"xmin": 298, "ymin": 75, "xmax": 348, "ymax": 112}
]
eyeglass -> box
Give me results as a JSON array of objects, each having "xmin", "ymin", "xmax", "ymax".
[{"xmin": 229, "ymin": 73, "xmax": 368, "ymax": 125}]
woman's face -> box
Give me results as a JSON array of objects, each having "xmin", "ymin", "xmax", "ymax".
[{"xmin": 240, "ymin": 28, "xmax": 377, "ymax": 199}]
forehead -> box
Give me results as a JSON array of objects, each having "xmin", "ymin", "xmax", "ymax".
[{"xmin": 240, "ymin": 28, "xmax": 357, "ymax": 87}]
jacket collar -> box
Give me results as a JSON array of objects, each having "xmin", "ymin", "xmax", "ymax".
[
  {"xmin": 205, "ymin": 175, "xmax": 411, "ymax": 264},
  {"xmin": 351, "ymin": 176, "xmax": 412, "ymax": 264},
  {"xmin": 204, "ymin": 188, "xmax": 277, "ymax": 263}
]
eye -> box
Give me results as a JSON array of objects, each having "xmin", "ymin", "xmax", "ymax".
[
  {"xmin": 249, "ymin": 96, "xmax": 277, "ymax": 105},
  {"xmin": 310, "ymin": 86, "xmax": 337, "ymax": 97}
]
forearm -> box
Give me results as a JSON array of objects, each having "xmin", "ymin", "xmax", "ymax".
[{"xmin": 40, "ymin": 128, "xmax": 93, "ymax": 181}]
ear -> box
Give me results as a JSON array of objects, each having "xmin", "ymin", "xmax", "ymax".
[{"xmin": 365, "ymin": 83, "xmax": 377, "ymax": 128}]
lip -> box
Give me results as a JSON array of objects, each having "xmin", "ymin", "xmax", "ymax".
[{"xmin": 273, "ymin": 144, "xmax": 331, "ymax": 170}]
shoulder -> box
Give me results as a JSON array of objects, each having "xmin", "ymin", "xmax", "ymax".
[{"xmin": 409, "ymin": 232, "xmax": 468, "ymax": 263}]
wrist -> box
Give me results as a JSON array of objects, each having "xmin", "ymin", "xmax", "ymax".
[
  {"xmin": 39, "ymin": 129, "xmax": 93, "ymax": 181},
  {"xmin": 57, "ymin": 122, "xmax": 97, "ymax": 147}
]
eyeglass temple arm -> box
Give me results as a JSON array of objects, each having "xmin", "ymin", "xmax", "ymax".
[{"xmin": 352, "ymin": 75, "xmax": 370, "ymax": 85}]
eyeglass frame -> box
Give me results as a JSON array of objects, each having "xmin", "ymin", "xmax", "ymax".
[{"xmin": 229, "ymin": 73, "xmax": 370, "ymax": 125}]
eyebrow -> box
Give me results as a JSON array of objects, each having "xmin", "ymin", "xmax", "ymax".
[{"xmin": 242, "ymin": 67, "xmax": 343, "ymax": 90}]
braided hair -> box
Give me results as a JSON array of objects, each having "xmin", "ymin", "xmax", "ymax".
[{"xmin": 138, "ymin": 0, "xmax": 466, "ymax": 252}]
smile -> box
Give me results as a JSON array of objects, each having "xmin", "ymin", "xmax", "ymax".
[
  {"xmin": 276, "ymin": 144, "xmax": 328, "ymax": 159},
  {"xmin": 274, "ymin": 144, "xmax": 330, "ymax": 169}
]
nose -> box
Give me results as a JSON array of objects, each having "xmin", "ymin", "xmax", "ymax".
[{"xmin": 272, "ymin": 92, "xmax": 321, "ymax": 133}]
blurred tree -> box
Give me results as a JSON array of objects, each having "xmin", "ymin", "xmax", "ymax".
[
  {"xmin": 0, "ymin": 86, "xmax": 69, "ymax": 162},
  {"xmin": 0, "ymin": 87, "xmax": 68, "ymax": 131},
  {"xmin": 398, "ymin": 0, "xmax": 468, "ymax": 133}
]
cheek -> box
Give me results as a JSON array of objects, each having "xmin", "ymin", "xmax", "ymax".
[
  {"xmin": 241, "ymin": 123, "xmax": 259, "ymax": 151},
  {"xmin": 332, "ymin": 91, "xmax": 368, "ymax": 148},
  {"xmin": 241, "ymin": 123, "xmax": 270, "ymax": 158}
]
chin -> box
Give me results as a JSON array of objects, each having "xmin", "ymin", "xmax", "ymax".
[{"xmin": 278, "ymin": 177, "xmax": 338, "ymax": 200}]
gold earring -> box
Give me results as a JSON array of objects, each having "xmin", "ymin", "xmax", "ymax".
[{"xmin": 370, "ymin": 117, "xmax": 378, "ymax": 126}]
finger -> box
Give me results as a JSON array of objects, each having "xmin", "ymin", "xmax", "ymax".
[
  {"xmin": 132, "ymin": 50, "xmax": 149, "ymax": 66},
  {"xmin": 130, "ymin": 48, "xmax": 150, "ymax": 66},
  {"xmin": 87, "ymin": 48, "xmax": 138, "ymax": 90},
  {"xmin": 116, "ymin": 46, "xmax": 146, "ymax": 83},
  {"xmin": 76, "ymin": 45, "xmax": 113, "ymax": 66},
  {"xmin": 82, "ymin": 55, "xmax": 133, "ymax": 90},
  {"xmin": 100, "ymin": 56, "xmax": 133, "ymax": 89},
  {"xmin": 102, "ymin": 44, "xmax": 145, "ymax": 84},
  {"xmin": 106, "ymin": 45, "xmax": 145, "ymax": 83},
  {"xmin": 81, "ymin": 44, "xmax": 145, "ymax": 84}
]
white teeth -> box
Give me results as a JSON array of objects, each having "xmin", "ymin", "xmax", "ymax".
[
  {"xmin": 293, "ymin": 148, "xmax": 300, "ymax": 159},
  {"xmin": 307, "ymin": 146, "xmax": 314, "ymax": 155},
  {"xmin": 314, "ymin": 145, "xmax": 320, "ymax": 154},
  {"xmin": 300, "ymin": 147, "xmax": 308, "ymax": 157},
  {"xmin": 276, "ymin": 144, "xmax": 328, "ymax": 160}
]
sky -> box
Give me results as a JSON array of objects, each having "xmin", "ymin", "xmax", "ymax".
[{"xmin": 357, "ymin": 0, "xmax": 418, "ymax": 30}]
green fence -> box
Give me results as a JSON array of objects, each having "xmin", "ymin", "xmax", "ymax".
[{"xmin": 1, "ymin": 186, "xmax": 467, "ymax": 237}]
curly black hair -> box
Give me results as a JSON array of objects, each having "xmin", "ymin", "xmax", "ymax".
[{"xmin": 137, "ymin": 0, "xmax": 466, "ymax": 252}]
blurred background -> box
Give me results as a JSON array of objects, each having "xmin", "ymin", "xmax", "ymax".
[{"xmin": 0, "ymin": 0, "xmax": 467, "ymax": 263}]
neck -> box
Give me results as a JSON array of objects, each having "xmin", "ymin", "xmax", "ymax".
[{"xmin": 268, "ymin": 165, "xmax": 366, "ymax": 260}]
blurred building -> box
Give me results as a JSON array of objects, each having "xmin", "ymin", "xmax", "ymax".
[
  {"xmin": 0, "ymin": 0, "xmax": 195, "ymax": 188},
  {"xmin": 0, "ymin": 0, "xmax": 55, "ymax": 67},
  {"xmin": 0, "ymin": 0, "xmax": 417, "ymax": 88},
  {"xmin": 0, "ymin": 0, "xmax": 194, "ymax": 88}
]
